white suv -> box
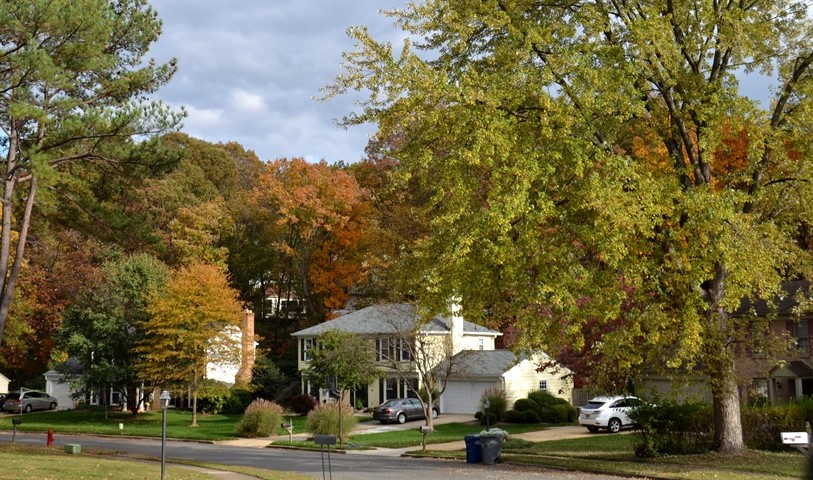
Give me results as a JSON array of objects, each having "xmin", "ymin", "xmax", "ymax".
[{"xmin": 578, "ymin": 395, "xmax": 642, "ymax": 433}]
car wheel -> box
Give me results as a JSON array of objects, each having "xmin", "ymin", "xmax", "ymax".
[
  {"xmin": 397, "ymin": 412, "xmax": 406, "ymax": 424},
  {"xmin": 586, "ymin": 426, "xmax": 599, "ymax": 433},
  {"xmin": 608, "ymin": 418, "xmax": 622, "ymax": 433},
  {"xmin": 24, "ymin": 404, "xmax": 32, "ymax": 413},
  {"xmin": 49, "ymin": 402, "xmax": 57, "ymax": 410},
  {"xmin": 431, "ymin": 408, "xmax": 439, "ymax": 419}
]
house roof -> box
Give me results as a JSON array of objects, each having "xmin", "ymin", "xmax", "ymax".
[
  {"xmin": 291, "ymin": 303, "xmax": 501, "ymax": 337},
  {"xmin": 447, "ymin": 350, "xmax": 522, "ymax": 378},
  {"xmin": 733, "ymin": 280, "xmax": 811, "ymax": 316}
]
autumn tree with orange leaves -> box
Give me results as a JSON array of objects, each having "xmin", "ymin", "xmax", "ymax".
[
  {"xmin": 250, "ymin": 158, "xmax": 370, "ymax": 347},
  {"xmin": 137, "ymin": 263, "xmax": 242, "ymax": 427}
]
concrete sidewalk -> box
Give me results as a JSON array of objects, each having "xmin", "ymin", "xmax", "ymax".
[{"xmin": 218, "ymin": 422, "xmax": 592, "ymax": 458}]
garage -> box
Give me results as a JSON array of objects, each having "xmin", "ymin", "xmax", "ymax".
[{"xmin": 441, "ymin": 380, "xmax": 499, "ymax": 414}]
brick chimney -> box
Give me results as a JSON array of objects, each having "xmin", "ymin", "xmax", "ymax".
[{"xmin": 234, "ymin": 309, "xmax": 255, "ymax": 388}]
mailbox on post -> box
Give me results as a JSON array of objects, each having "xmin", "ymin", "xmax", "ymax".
[
  {"xmin": 281, "ymin": 420, "xmax": 294, "ymax": 443},
  {"xmin": 11, "ymin": 418, "xmax": 21, "ymax": 444}
]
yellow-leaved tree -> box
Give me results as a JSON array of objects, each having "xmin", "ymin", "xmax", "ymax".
[{"xmin": 138, "ymin": 263, "xmax": 243, "ymax": 427}]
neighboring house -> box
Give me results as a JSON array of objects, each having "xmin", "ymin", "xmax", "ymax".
[
  {"xmin": 43, "ymin": 370, "xmax": 76, "ymax": 410},
  {"xmin": 441, "ymin": 350, "xmax": 573, "ymax": 414},
  {"xmin": 637, "ymin": 281, "xmax": 813, "ymax": 405},
  {"xmin": 292, "ymin": 303, "xmax": 573, "ymax": 413},
  {"xmin": 207, "ymin": 309, "xmax": 257, "ymax": 387},
  {"xmin": 44, "ymin": 310, "xmax": 257, "ymax": 410},
  {"xmin": 735, "ymin": 280, "xmax": 813, "ymax": 404},
  {"xmin": 0, "ymin": 372, "xmax": 9, "ymax": 394}
]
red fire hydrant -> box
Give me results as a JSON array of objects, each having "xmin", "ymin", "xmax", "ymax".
[{"xmin": 46, "ymin": 429, "xmax": 54, "ymax": 447}]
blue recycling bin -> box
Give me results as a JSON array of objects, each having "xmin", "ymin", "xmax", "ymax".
[{"xmin": 464, "ymin": 434, "xmax": 482, "ymax": 464}]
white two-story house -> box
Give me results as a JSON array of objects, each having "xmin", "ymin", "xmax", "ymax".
[{"xmin": 292, "ymin": 303, "xmax": 573, "ymax": 414}]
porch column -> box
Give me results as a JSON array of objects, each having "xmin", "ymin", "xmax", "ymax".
[{"xmin": 796, "ymin": 378, "xmax": 804, "ymax": 400}]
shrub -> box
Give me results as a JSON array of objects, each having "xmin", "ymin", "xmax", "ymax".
[
  {"xmin": 503, "ymin": 410, "xmax": 525, "ymax": 423},
  {"xmin": 221, "ymin": 388, "xmax": 254, "ymax": 415},
  {"xmin": 418, "ymin": 386, "xmax": 440, "ymax": 405},
  {"xmin": 742, "ymin": 402, "xmax": 806, "ymax": 451},
  {"xmin": 553, "ymin": 403, "xmax": 577, "ymax": 423},
  {"xmin": 629, "ymin": 400, "xmax": 714, "ymax": 458},
  {"xmin": 528, "ymin": 390, "xmax": 566, "ymax": 408},
  {"xmin": 478, "ymin": 386, "xmax": 508, "ymax": 424},
  {"xmin": 513, "ymin": 398, "xmax": 539, "ymax": 413},
  {"xmin": 196, "ymin": 380, "xmax": 231, "ymax": 414},
  {"xmin": 236, "ymin": 399, "xmax": 283, "ymax": 438},
  {"xmin": 523, "ymin": 409, "xmax": 541, "ymax": 423},
  {"xmin": 539, "ymin": 407, "xmax": 560, "ymax": 423},
  {"xmin": 288, "ymin": 393, "xmax": 318, "ymax": 415},
  {"xmin": 306, "ymin": 403, "xmax": 357, "ymax": 441}
]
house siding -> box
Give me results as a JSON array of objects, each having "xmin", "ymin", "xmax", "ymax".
[{"xmin": 503, "ymin": 361, "xmax": 572, "ymax": 407}]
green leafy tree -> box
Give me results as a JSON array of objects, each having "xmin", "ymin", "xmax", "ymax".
[
  {"xmin": 327, "ymin": 0, "xmax": 813, "ymax": 453},
  {"xmin": 304, "ymin": 329, "xmax": 378, "ymax": 407},
  {"xmin": 137, "ymin": 263, "xmax": 243, "ymax": 427},
  {"xmin": 56, "ymin": 253, "xmax": 169, "ymax": 415},
  {"xmin": 0, "ymin": 0, "xmax": 182, "ymax": 346}
]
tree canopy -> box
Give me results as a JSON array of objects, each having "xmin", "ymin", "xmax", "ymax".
[
  {"xmin": 56, "ymin": 253, "xmax": 169, "ymax": 415},
  {"xmin": 327, "ymin": 0, "xmax": 813, "ymax": 453},
  {"xmin": 137, "ymin": 262, "xmax": 243, "ymax": 426},
  {"xmin": 0, "ymin": 0, "xmax": 182, "ymax": 346}
]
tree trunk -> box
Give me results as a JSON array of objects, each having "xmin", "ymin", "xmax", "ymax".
[
  {"xmin": 707, "ymin": 263, "xmax": 744, "ymax": 454},
  {"xmin": 713, "ymin": 371, "xmax": 744, "ymax": 454}
]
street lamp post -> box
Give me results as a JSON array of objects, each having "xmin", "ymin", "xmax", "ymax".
[{"xmin": 159, "ymin": 390, "xmax": 171, "ymax": 480}]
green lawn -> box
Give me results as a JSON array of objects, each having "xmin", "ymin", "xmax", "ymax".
[
  {"xmin": 412, "ymin": 433, "xmax": 807, "ymax": 480},
  {"xmin": 0, "ymin": 443, "xmax": 315, "ymax": 479},
  {"xmin": 0, "ymin": 407, "xmax": 243, "ymax": 440},
  {"xmin": 5, "ymin": 408, "xmax": 806, "ymax": 479}
]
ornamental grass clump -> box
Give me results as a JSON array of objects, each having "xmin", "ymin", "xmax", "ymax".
[
  {"xmin": 306, "ymin": 403, "xmax": 356, "ymax": 441},
  {"xmin": 236, "ymin": 398, "xmax": 283, "ymax": 438}
]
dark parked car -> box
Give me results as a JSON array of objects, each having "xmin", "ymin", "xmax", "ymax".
[
  {"xmin": 2, "ymin": 390, "xmax": 58, "ymax": 413},
  {"xmin": 372, "ymin": 398, "xmax": 439, "ymax": 424}
]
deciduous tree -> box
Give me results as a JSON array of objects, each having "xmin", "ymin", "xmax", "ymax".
[
  {"xmin": 56, "ymin": 253, "xmax": 169, "ymax": 415},
  {"xmin": 137, "ymin": 263, "xmax": 243, "ymax": 427},
  {"xmin": 327, "ymin": 0, "xmax": 813, "ymax": 454}
]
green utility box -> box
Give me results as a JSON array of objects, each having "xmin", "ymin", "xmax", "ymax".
[{"xmin": 64, "ymin": 444, "xmax": 81, "ymax": 455}]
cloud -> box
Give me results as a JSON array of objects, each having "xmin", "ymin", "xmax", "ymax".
[{"xmin": 147, "ymin": 0, "xmax": 408, "ymax": 163}]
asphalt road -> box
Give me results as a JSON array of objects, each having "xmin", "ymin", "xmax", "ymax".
[{"xmin": 0, "ymin": 431, "xmax": 636, "ymax": 480}]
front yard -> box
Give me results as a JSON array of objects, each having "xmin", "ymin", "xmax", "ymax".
[{"xmin": 2, "ymin": 407, "xmax": 808, "ymax": 479}]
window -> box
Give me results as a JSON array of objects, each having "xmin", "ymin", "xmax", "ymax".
[
  {"xmin": 539, "ymin": 380, "xmax": 548, "ymax": 391},
  {"xmin": 397, "ymin": 338, "xmax": 412, "ymax": 361},
  {"xmin": 749, "ymin": 320, "xmax": 767, "ymax": 357},
  {"xmin": 478, "ymin": 338, "xmax": 484, "ymax": 351},
  {"xmin": 795, "ymin": 320, "xmax": 809, "ymax": 356},
  {"xmin": 110, "ymin": 390, "xmax": 121, "ymax": 405},
  {"xmin": 752, "ymin": 378, "xmax": 768, "ymax": 400},
  {"xmin": 377, "ymin": 337, "xmax": 390, "ymax": 361},
  {"xmin": 301, "ymin": 338, "xmax": 315, "ymax": 361},
  {"xmin": 377, "ymin": 337, "xmax": 412, "ymax": 362}
]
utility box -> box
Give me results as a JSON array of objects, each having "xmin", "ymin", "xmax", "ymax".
[{"xmin": 64, "ymin": 444, "xmax": 81, "ymax": 455}]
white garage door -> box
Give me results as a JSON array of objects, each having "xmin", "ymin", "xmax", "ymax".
[{"xmin": 442, "ymin": 380, "xmax": 499, "ymax": 414}]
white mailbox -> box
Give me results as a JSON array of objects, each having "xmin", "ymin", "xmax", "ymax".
[{"xmin": 781, "ymin": 432, "xmax": 809, "ymax": 445}]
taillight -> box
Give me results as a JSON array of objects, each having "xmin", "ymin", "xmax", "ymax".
[{"xmin": 385, "ymin": 408, "xmax": 392, "ymax": 413}]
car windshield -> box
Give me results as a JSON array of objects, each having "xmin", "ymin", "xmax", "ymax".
[{"xmin": 583, "ymin": 400, "xmax": 607, "ymax": 409}]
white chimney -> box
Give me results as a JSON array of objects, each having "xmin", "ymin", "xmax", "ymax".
[{"xmin": 447, "ymin": 298, "xmax": 464, "ymax": 354}]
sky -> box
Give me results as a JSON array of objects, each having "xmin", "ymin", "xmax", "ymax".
[
  {"xmin": 146, "ymin": 1, "xmax": 774, "ymax": 165},
  {"xmin": 147, "ymin": 0, "xmax": 409, "ymax": 164}
]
